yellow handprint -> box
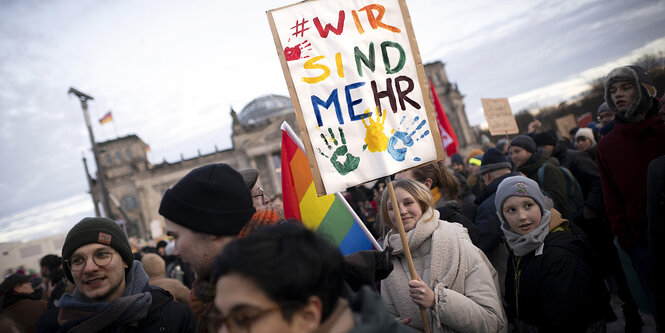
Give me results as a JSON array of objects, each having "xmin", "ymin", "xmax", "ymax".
[{"xmin": 361, "ymin": 107, "xmax": 389, "ymax": 153}]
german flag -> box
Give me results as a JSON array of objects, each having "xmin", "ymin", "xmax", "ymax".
[{"xmin": 99, "ymin": 111, "xmax": 113, "ymax": 125}]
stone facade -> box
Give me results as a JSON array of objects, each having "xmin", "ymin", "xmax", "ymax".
[
  {"xmin": 425, "ymin": 61, "xmax": 475, "ymax": 148},
  {"xmin": 87, "ymin": 64, "xmax": 472, "ymax": 241},
  {"xmin": 87, "ymin": 95, "xmax": 299, "ymax": 240}
]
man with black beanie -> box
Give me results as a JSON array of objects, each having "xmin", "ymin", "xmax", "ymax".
[
  {"xmin": 158, "ymin": 163, "xmax": 255, "ymax": 332},
  {"xmin": 36, "ymin": 217, "xmax": 194, "ymax": 332}
]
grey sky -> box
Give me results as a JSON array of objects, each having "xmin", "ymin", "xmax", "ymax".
[{"xmin": 1, "ymin": 0, "xmax": 664, "ymax": 242}]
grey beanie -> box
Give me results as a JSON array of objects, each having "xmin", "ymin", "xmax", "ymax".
[
  {"xmin": 597, "ymin": 102, "xmax": 610, "ymax": 114},
  {"xmin": 604, "ymin": 66, "xmax": 652, "ymax": 119},
  {"xmin": 61, "ymin": 217, "xmax": 134, "ymax": 283},
  {"xmin": 494, "ymin": 176, "xmax": 551, "ymax": 222},
  {"xmin": 239, "ymin": 169, "xmax": 259, "ymax": 189},
  {"xmin": 510, "ymin": 135, "xmax": 537, "ymax": 153}
]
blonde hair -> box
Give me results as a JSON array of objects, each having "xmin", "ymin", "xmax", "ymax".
[{"xmin": 379, "ymin": 179, "xmax": 434, "ymax": 230}]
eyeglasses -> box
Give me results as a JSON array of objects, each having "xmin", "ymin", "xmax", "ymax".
[
  {"xmin": 597, "ymin": 113, "xmax": 613, "ymax": 121},
  {"xmin": 252, "ymin": 188, "xmax": 265, "ymax": 199},
  {"xmin": 65, "ymin": 249, "xmax": 115, "ymax": 272},
  {"xmin": 208, "ymin": 305, "xmax": 281, "ymax": 333}
]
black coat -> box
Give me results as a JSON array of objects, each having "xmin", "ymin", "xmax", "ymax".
[
  {"xmin": 551, "ymin": 143, "xmax": 603, "ymax": 214},
  {"xmin": 435, "ymin": 200, "xmax": 480, "ymax": 246},
  {"xmin": 504, "ymin": 219, "xmax": 610, "ymax": 332},
  {"xmin": 36, "ymin": 287, "xmax": 195, "ymax": 333},
  {"xmin": 474, "ymin": 172, "xmax": 520, "ymax": 254}
]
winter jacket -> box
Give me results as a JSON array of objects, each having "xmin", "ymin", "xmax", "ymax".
[
  {"xmin": 314, "ymin": 286, "xmax": 413, "ymax": 333},
  {"xmin": 381, "ymin": 209, "xmax": 505, "ymax": 332},
  {"xmin": 551, "ymin": 143, "xmax": 603, "ymax": 214},
  {"xmin": 596, "ymin": 104, "xmax": 665, "ymax": 253},
  {"xmin": 35, "ymin": 287, "xmax": 195, "ymax": 333},
  {"xmin": 0, "ymin": 294, "xmax": 47, "ymax": 332},
  {"xmin": 504, "ymin": 210, "xmax": 609, "ymax": 332},
  {"xmin": 434, "ymin": 198, "xmax": 480, "ymax": 247},
  {"xmin": 517, "ymin": 149, "xmax": 569, "ymax": 219}
]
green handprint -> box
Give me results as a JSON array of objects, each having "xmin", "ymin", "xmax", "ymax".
[{"xmin": 317, "ymin": 127, "xmax": 360, "ymax": 175}]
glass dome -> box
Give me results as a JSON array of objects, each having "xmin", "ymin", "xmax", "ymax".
[{"xmin": 237, "ymin": 94, "xmax": 294, "ymax": 126}]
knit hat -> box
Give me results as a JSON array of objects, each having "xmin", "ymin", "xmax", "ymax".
[
  {"xmin": 468, "ymin": 154, "xmax": 483, "ymax": 166},
  {"xmin": 510, "ymin": 135, "xmax": 536, "ymax": 153},
  {"xmin": 479, "ymin": 148, "xmax": 512, "ymax": 175},
  {"xmin": 597, "ymin": 102, "xmax": 611, "ymax": 115},
  {"xmin": 451, "ymin": 153, "xmax": 464, "ymax": 165},
  {"xmin": 159, "ymin": 163, "xmax": 255, "ymax": 236},
  {"xmin": 494, "ymin": 176, "xmax": 551, "ymax": 223},
  {"xmin": 238, "ymin": 208, "xmax": 282, "ymax": 239},
  {"xmin": 604, "ymin": 66, "xmax": 653, "ymax": 119},
  {"xmin": 466, "ymin": 149, "xmax": 484, "ymax": 163},
  {"xmin": 533, "ymin": 132, "xmax": 557, "ymax": 147},
  {"xmin": 239, "ymin": 169, "xmax": 259, "ymax": 189},
  {"xmin": 575, "ymin": 127, "xmax": 596, "ymax": 148},
  {"xmin": 0, "ymin": 273, "xmax": 31, "ymax": 296},
  {"xmin": 61, "ymin": 217, "xmax": 134, "ymax": 283}
]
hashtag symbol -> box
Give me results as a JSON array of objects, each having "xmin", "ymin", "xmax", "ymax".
[{"xmin": 291, "ymin": 18, "xmax": 309, "ymax": 37}]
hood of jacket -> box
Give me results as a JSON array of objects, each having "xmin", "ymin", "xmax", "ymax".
[{"xmin": 604, "ymin": 66, "xmax": 653, "ymax": 122}]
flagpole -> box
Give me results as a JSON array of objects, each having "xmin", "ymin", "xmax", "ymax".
[{"xmin": 386, "ymin": 177, "xmax": 431, "ymax": 333}]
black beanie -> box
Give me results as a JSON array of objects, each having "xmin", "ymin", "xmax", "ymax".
[
  {"xmin": 451, "ymin": 153, "xmax": 464, "ymax": 165},
  {"xmin": 479, "ymin": 148, "xmax": 512, "ymax": 175},
  {"xmin": 533, "ymin": 132, "xmax": 557, "ymax": 147},
  {"xmin": 159, "ymin": 163, "xmax": 256, "ymax": 236},
  {"xmin": 61, "ymin": 217, "xmax": 134, "ymax": 283},
  {"xmin": 510, "ymin": 135, "xmax": 537, "ymax": 153}
]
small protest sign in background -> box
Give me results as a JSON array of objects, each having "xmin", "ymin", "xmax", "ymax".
[
  {"xmin": 556, "ymin": 114, "xmax": 577, "ymax": 140},
  {"xmin": 481, "ymin": 98, "xmax": 519, "ymax": 136},
  {"xmin": 268, "ymin": 0, "xmax": 443, "ymax": 196}
]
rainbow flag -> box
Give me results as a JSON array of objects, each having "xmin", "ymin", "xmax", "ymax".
[
  {"xmin": 99, "ymin": 111, "xmax": 113, "ymax": 125},
  {"xmin": 281, "ymin": 122, "xmax": 380, "ymax": 255}
]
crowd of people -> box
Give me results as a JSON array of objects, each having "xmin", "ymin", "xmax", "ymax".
[{"xmin": 1, "ymin": 64, "xmax": 663, "ymax": 333}]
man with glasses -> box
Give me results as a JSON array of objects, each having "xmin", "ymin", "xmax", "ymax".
[
  {"xmin": 597, "ymin": 102, "xmax": 615, "ymax": 135},
  {"xmin": 36, "ymin": 217, "xmax": 195, "ymax": 332},
  {"xmin": 210, "ymin": 223, "xmax": 409, "ymax": 333},
  {"xmin": 239, "ymin": 168, "xmax": 270, "ymax": 209}
]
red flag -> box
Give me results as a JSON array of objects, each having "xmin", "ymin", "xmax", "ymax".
[
  {"xmin": 577, "ymin": 112, "xmax": 592, "ymax": 128},
  {"xmin": 429, "ymin": 79, "xmax": 459, "ymax": 156}
]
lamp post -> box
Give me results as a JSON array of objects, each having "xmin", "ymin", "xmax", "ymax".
[{"xmin": 69, "ymin": 87, "xmax": 113, "ymax": 218}]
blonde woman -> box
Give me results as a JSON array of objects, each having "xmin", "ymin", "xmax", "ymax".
[{"xmin": 380, "ymin": 179, "xmax": 505, "ymax": 332}]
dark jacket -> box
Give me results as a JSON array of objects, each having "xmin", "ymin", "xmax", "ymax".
[
  {"xmin": 35, "ymin": 287, "xmax": 195, "ymax": 333},
  {"xmin": 504, "ymin": 213, "xmax": 609, "ymax": 332},
  {"xmin": 596, "ymin": 104, "xmax": 665, "ymax": 253},
  {"xmin": 474, "ymin": 172, "xmax": 520, "ymax": 254},
  {"xmin": 435, "ymin": 199, "xmax": 480, "ymax": 246},
  {"xmin": 517, "ymin": 149, "xmax": 569, "ymax": 219},
  {"xmin": 551, "ymin": 143, "xmax": 603, "ymax": 214},
  {"xmin": 1, "ymin": 294, "xmax": 47, "ymax": 333}
]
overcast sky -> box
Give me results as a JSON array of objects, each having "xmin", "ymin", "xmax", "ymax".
[{"xmin": 1, "ymin": 0, "xmax": 664, "ymax": 243}]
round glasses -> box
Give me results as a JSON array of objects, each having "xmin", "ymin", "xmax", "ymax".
[
  {"xmin": 65, "ymin": 249, "xmax": 115, "ymax": 272},
  {"xmin": 208, "ymin": 305, "xmax": 280, "ymax": 333}
]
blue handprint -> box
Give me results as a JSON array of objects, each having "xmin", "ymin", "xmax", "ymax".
[{"xmin": 387, "ymin": 116, "xmax": 431, "ymax": 162}]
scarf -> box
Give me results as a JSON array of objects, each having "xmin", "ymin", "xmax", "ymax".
[
  {"xmin": 500, "ymin": 210, "xmax": 552, "ymax": 256},
  {"xmin": 384, "ymin": 208, "xmax": 469, "ymax": 330},
  {"xmin": 190, "ymin": 279, "xmax": 216, "ymax": 333},
  {"xmin": 57, "ymin": 260, "xmax": 152, "ymax": 333},
  {"xmin": 431, "ymin": 187, "xmax": 442, "ymax": 203}
]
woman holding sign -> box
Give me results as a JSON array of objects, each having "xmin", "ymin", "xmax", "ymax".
[{"xmin": 379, "ymin": 179, "xmax": 505, "ymax": 332}]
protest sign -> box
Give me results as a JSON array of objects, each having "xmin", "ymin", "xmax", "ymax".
[
  {"xmin": 481, "ymin": 98, "xmax": 519, "ymax": 135},
  {"xmin": 268, "ymin": 0, "xmax": 444, "ymax": 196},
  {"xmin": 556, "ymin": 114, "xmax": 577, "ymax": 140}
]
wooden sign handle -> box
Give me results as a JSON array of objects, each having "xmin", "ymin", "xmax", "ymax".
[{"xmin": 386, "ymin": 178, "xmax": 431, "ymax": 333}]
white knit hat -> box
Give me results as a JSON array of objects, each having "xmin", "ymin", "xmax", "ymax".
[{"xmin": 575, "ymin": 128, "xmax": 596, "ymax": 148}]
